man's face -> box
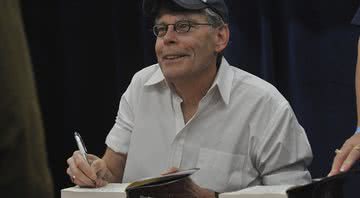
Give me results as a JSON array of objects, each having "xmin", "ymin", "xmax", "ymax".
[{"xmin": 154, "ymin": 10, "xmax": 220, "ymax": 82}]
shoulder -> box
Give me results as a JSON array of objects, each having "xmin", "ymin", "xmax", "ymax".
[
  {"xmin": 126, "ymin": 63, "xmax": 164, "ymax": 92},
  {"xmin": 228, "ymin": 65, "xmax": 288, "ymax": 107},
  {"xmin": 122, "ymin": 63, "xmax": 162, "ymax": 101},
  {"xmin": 131, "ymin": 63, "xmax": 160, "ymax": 84}
]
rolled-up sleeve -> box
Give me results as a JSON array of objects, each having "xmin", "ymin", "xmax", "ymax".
[
  {"xmin": 105, "ymin": 90, "xmax": 134, "ymax": 154},
  {"xmin": 255, "ymin": 102, "xmax": 313, "ymax": 185}
]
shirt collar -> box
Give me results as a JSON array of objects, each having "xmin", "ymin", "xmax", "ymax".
[
  {"xmin": 144, "ymin": 65, "xmax": 165, "ymax": 86},
  {"xmin": 211, "ymin": 58, "xmax": 233, "ymax": 105},
  {"xmin": 143, "ymin": 58, "xmax": 234, "ymax": 105}
]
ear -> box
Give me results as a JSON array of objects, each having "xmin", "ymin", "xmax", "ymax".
[{"xmin": 214, "ymin": 24, "xmax": 230, "ymax": 53}]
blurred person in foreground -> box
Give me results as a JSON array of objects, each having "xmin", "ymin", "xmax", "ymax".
[{"xmin": 0, "ymin": 0, "xmax": 54, "ymax": 197}]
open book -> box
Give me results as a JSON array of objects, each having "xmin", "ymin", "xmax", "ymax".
[
  {"xmin": 61, "ymin": 168, "xmax": 199, "ymax": 198},
  {"xmin": 220, "ymin": 169, "xmax": 360, "ymax": 198}
]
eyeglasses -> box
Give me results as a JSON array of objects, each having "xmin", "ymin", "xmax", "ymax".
[{"xmin": 153, "ymin": 20, "xmax": 213, "ymax": 37}]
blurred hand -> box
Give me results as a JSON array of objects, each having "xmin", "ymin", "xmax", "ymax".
[
  {"xmin": 66, "ymin": 150, "xmax": 110, "ymax": 187},
  {"xmin": 328, "ymin": 133, "xmax": 360, "ymax": 176}
]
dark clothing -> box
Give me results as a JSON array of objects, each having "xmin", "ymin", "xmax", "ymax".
[
  {"xmin": 352, "ymin": 6, "xmax": 360, "ymax": 25},
  {"xmin": 0, "ymin": 0, "xmax": 54, "ymax": 197}
]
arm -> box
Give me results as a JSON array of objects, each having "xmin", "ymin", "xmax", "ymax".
[
  {"xmin": 329, "ymin": 38, "xmax": 360, "ymax": 176},
  {"xmin": 255, "ymin": 103, "xmax": 312, "ymax": 185},
  {"xmin": 101, "ymin": 147, "xmax": 127, "ymax": 183},
  {"xmin": 66, "ymin": 75, "xmax": 136, "ymax": 186}
]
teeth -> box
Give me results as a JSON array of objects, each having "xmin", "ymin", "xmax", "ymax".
[{"xmin": 165, "ymin": 55, "xmax": 184, "ymax": 59}]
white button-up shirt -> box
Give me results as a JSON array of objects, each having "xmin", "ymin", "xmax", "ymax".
[{"xmin": 105, "ymin": 58, "xmax": 312, "ymax": 193}]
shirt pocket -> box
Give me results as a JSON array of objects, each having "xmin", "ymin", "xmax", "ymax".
[{"xmin": 191, "ymin": 147, "xmax": 246, "ymax": 193}]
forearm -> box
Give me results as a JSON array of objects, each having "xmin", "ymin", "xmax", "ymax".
[{"xmin": 102, "ymin": 147, "xmax": 127, "ymax": 183}]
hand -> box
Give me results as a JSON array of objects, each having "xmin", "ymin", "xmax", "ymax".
[
  {"xmin": 143, "ymin": 167, "xmax": 217, "ymax": 198},
  {"xmin": 66, "ymin": 150, "xmax": 110, "ymax": 187},
  {"xmin": 328, "ymin": 133, "xmax": 360, "ymax": 176}
]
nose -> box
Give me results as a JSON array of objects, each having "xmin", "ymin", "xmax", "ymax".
[{"xmin": 162, "ymin": 25, "xmax": 177, "ymax": 44}]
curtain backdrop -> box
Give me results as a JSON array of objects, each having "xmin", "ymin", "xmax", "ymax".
[{"xmin": 20, "ymin": 0, "xmax": 360, "ymax": 197}]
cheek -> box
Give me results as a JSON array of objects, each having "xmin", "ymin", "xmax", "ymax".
[
  {"xmin": 195, "ymin": 41, "xmax": 214, "ymax": 59},
  {"xmin": 155, "ymin": 41, "xmax": 162, "ymax": 56}
]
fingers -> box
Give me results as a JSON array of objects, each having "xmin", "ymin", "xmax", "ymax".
[
  {"xmin": 339, "ymin": 145, "xmax": 360, "ymax": 172},
  {"xmin": 329, "ymin": 144, "xmax": 352, "ymax": 176},
  {"xmin": 66, "ymin": 158, "xmax": 95, "ymax": 187},
  {"xmin": 161, "ymin": 167, "xmax": 178, "ymax": 175},
  {"xmin": 73, "ymin": 151, "xmax": 97, "ymax": 180},
  {"xmin": 66, "ymin": 151, "xmax": 97, "ymax": 187},
  {"xmin": 86, "ymin": 153, "xmax": 100, "ymax": 163},
  {"xmin": 91, "ymin": 159, "xmax": 109, "ymax": 187},
  {"xmin": 95, "ymin": 178, "xmax": 108, "ymax": 187},
  {"xmin": 329, "ymin": 136, "xmax": 360, "ymax": 177}
]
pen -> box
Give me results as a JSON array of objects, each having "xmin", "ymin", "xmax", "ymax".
[
  {"xmin": 74, "ymin": 132, "xmax": 90, "ymax": 164},
  {"xmin": 74, "ymin": 131, "xmax": 97, "ymax": 186}
]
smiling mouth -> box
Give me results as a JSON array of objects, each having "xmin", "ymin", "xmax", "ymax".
[{"xmin": 163, "ymin": 55, "xmax": 187, "ymax": 61}]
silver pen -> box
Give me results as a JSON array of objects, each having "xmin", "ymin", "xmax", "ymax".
[{"xmin": 74, "ymin": 132, "xmax": 90, "ymax": 164}]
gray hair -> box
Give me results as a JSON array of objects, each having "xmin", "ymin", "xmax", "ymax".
[
  {"xmin": 203, "ymin": 8, "xmax": 225, "ymax": 27},
  {"xmin": 203, "ymin": 8, "xmax": 226, "ymax": 67}
]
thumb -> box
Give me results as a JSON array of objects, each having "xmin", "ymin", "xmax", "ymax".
[
  {"xmin": 87, "ymin": 154, "xmax": 100, "ymax": 162},
  {"xmin": 91, "ymin": 159, "xmax": 107, "ymax": 179},
  {"xmin": 161, "ymin": 167, "xmax": 178, "ymax": 175},
  {"xmin": 95, "ymin": 178, "xmax": 108, "ymax": 187}
]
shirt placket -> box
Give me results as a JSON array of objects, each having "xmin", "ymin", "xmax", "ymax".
[
  {"xmin": 168, "ymin": 89, "xmax": 215, "ymax": 168},
  {"xmin": 169, "ymin": 93, "xmax": 185, "ymax": 167}
]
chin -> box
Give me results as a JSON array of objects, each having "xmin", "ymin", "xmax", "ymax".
[
  {"xmin": 162, "ymin": 71, "xmax": 181, "ymax": 81},
  {"xmin": 160, "ymin": 62, "xmax": 185, "ymax": 76},
  {"xmin": 161, "ymin": 69, "xmax": 188, "ymax": 82}
]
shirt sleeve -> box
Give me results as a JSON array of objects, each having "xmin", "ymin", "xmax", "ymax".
[
  {"xmin": 105, "ymin": 87, "xmax": 134, "ymax": 154},
  {"xmin": 254, "ymin": 102, "xmax": 313, "ymax": 185}
]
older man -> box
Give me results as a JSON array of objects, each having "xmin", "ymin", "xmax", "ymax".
[{"xmin": 66, "ymin": 0, "xmax": 312, "ymax": 197}]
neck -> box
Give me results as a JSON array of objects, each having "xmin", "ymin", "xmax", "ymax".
[{"xmin": 170, "ymin": 64, "xmax": 217, "ymax": 106}]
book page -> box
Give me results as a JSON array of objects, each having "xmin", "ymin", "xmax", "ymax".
[{"xmin": 62, "ymin": 183, "xmax": 129, "ymax": 193}]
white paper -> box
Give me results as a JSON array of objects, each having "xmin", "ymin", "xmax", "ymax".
[
  {"xmin": 220, "ymin": 185, "xmax": 295, "ymax": 198},
  {"xmin": 62, "ymin": 183, "xmax": 129, "ymax": 193}
]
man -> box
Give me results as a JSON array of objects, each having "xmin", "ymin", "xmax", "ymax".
[
  {"xmin": 1, "ymin": 0, "xmax": 54, "ymax": 197},
  {"xmin": 329, "ymin": 6, "xmax": 360, "ymax": 176},
  {"xmin": 66, "ymin": 0, "xmax": 312, "ymax": 196}
]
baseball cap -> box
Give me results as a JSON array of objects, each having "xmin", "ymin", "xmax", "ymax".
[{"xmin": 143, "ymin": 0, "xmax": 229, "ymax": 23}]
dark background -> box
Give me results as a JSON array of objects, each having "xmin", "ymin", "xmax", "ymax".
[{"xmin": 20, "ymin": 0, "xmax": 360, "ymax": 197}]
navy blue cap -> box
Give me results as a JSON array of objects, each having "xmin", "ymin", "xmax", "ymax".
[{"xmin": 143, "ymin": 0, "xmax": 229, "ymax": 23}]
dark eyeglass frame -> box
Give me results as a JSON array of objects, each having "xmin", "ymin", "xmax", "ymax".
[{"xmin": 153, "ymin": 20, "xmax": 213, "ymax": 37}]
